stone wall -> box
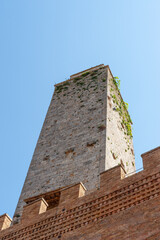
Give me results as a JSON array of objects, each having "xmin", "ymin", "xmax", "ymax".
[
  {"xmin": 13, "ymin": 64, "xmax": 135, "ymax": 224},
  {"xmin": 106, "ymin": 70, "xmax": 135, "ymax": 172}
]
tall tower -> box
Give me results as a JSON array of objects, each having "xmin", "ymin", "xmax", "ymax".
[{"xmin": 13, "ymin": 64, "xmax": 135, "ymax": 224}]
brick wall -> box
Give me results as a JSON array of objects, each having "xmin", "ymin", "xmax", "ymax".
[{"xmin": 0, "ymin": 146, "xmax": 160, "ymax": 239}]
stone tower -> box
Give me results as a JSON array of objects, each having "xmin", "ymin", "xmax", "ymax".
[
  {"xmin": 13, "ymin": 64, "xmax": 135, "ymax": 224},
  {"xmin": 1, "ymin": 64, "xmax": 159, "ymax": 240}
]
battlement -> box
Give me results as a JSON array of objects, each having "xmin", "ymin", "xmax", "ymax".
[
  {"xmin": 0, "ymin": 214, "xmax": 12, "ymax": 231},
  {"xmin": 1, "ymin": 146, "xmax": 160, "ymax": 239}
]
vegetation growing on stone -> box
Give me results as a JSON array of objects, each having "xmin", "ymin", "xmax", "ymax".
[
  {"xmin": 55, "ymin": 68, "xmax": 107, "ymax": 108},
  {"xmin": 91, "ymin": 76, "xmax": 97, "ymax": 80},
  {"xmin": 91, "ymin": 70, "xmax": 98, "ymax": 76},
  {"xmin": 113, "ymin": 76, "xmax": 120, "ymax": 90},
  {"xmin": 73, "ymin": 76, "xmax": 81, "ymax": 83},
  {"xmin": 81, "ymin": 71, "xmax": 90, "ymax": 77},
  {"xmin": 76, "ymin": 81, "xmax": 85, "ymax": 86},
  {"xmin": 111, "ymin": 77, "xmax": 133, "ymax": 138},
  {"xmin": 55, "ymin": 82, "xmax": 70, "ymax": 93}
]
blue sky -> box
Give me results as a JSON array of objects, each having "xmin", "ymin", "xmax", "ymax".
[{"xmin": 0, "ymin": 0, "xmax": 160, "ymax": 218}]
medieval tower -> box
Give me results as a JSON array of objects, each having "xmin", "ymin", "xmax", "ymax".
[
  {"xmin": 13, "ymin": 64, "xmax": 135, "ymax": 224},
  {"xmin": 0, "ymin": 64, "xmax": 160, "ymax": 240}
]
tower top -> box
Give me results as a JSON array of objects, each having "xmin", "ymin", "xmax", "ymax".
[{"xmin": 54, "ymin": 64, "xmax": 111, "ymax": 87}]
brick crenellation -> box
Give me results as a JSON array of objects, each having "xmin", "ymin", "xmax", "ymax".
[{"xmin": 0, "ymin": 146, "xmax": 160, "ymax": 239}]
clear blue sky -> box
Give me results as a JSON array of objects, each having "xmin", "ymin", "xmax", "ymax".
[{"xmin": 0, "ymin": 0, "xmax": 160, "ymax": 218}]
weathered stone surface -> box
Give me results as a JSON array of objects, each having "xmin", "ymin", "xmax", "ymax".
[{"xmin": 13, "ymin": 64, "xmax": 135, "ymax": 223}]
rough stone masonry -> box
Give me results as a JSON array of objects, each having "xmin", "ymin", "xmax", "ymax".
[{"xmin": 13, "ymin": 64, "xmax": 135, "ymax": 224}]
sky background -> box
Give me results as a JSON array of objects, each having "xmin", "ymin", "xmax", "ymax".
[{"xmin": 0, "ymin": 0, "xmax": 160, "ymax": 218}]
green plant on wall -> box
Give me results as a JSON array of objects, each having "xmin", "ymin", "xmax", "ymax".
[
  {"xmin": 111, "ymin": 77, "xmax": 133, "ymax": 138},
  {"xmin": 55, "ymin": 82, "xmax": 70, "ymax": 93},
  {"xmin": 81, "ymin": 71, "xmax": 90, "ymax": 77},
  {"xmin": 55, "ymin": 68, "xmax": 106, "ymax": 102},
  {"xmin": 113, "ymin": 76, "xmax": 120, "ymax": 90},
  {"xmin": 124, "ymin": 102, "xmax": 129, "ymax": 110}
]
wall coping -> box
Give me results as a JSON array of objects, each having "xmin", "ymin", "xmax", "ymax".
[
  {"xmin": 23, "ymin": 197, "xmax": 48, "ymax": 208},
  {"xmin": 141, "ymin": 146, "xmax": 160, "ymax": 157},
  {"xmin": 100, "ymin": 164, "xmax": 126, "ymax": 176},
  {"xmin": 60, "ymin": 182, "xmax": 87, "ymax": 192},
  {"xmin": 70, "ymin": 64, "xmax": 104, "ymax": 79},
  {"xmin": 0, "ymin": 214, "xmax": 12, "ymax": 222},
  {"xmin": 54, "ymin": 64, "xmax": 108, "ymax": 87}
]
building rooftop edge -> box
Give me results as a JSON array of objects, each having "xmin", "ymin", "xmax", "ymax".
[
  {"xmin": 100, "ymin": 163, "xmax": 126, "ymax": 175},
  {"xmin": 141, "ymin": 146, "xmax": 160, "ymax": 157},
  {"xmin": 54, "ymin": 64, "xmax": 109, "ymax": 87},
  {"xmin": 0, "ymin": 214, "xmax": 12, "ymax": 221},
  {"xmin": 23, "ymin": 198, "xmax": 48, "ymax": 208},
  {"xmin": 70, "ymin": 64, "xmax": 105, "ymax": 78}
]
